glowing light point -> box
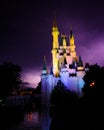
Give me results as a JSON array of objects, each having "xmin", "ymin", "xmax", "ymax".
[{"xmin": 90, "ymin": 82, "xmax": 95, "ymax": 87}]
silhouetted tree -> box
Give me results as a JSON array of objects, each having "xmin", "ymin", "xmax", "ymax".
[
  {"xmin": 80, "ymin": 63, "xmax": 104, "ymax": 129},
  {"xmin": 50, "ymin": 80, "xmax": 78, "ymax": 111},
  {"xmin": 83, "ymin": 63, "xmax": 104, "ymax": 99},
  {"xmin": 34, "ymin": 81, "xmax": 41, "ymax": 94},
  {"xmin": 0, "ymin": 62, "xmax": 22, "ymax": 98},
  {"xmin": 49, "ymin": 80, "xmax": 79, "ymax": 130}
]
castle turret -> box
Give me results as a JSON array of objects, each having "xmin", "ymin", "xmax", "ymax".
[
  {"xmin": 51, "ymin": 17, "xmax": 59, "ymax": 77},
  {"xmin": 48, "ymin": 66, "xmax": 54, "ymax": 90},
  {"xmin": 41, "ymin": 56, "xmax": 48, "ymax": 107},
  {"xmin": 60, "ymin": 34, "xmax": 67, "ymax": 49},
  {"xmin": 77, "ymin": 56, "xmax": 85, "ymax": 77},
  {"xmin": 52, "ymin": 16, "xmax": 59, "ymax": 49},
  {"xmin": 41, "ymin": 56, "xmax": 48, "ymax": 75},
  {"xmin": 58, "ymin": 34, "xmax": 67, "ymax": 69},
  {"xmin": 85, "ymin": 63, "xmax": 89, "ymax": 71},
  {"xmin": 77, "ymin": 56, "xmax": 84, "ymax": 72},
  {"xmin": 41, "ymin": 57, "xmax": 51, "ymax": 130},
  {"xmin": 69, "ymin": 28, "xmax": 77, "ymax": 58}
]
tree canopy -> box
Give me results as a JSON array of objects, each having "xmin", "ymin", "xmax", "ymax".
[{"xmin": 0, "ymin": 62, "xmax": 22, "ymax": 98}]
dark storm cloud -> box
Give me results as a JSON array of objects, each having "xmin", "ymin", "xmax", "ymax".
[{"xmin": 0, "ymin": 0, "xmax": 104, "ymax": 87}]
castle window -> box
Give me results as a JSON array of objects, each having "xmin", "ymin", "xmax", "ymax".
[
  {"xmin": 69, "ymin": 73, "xmax": 76, "ymax": 77},
  {"xmin": 67, "ymin": 53, "xmax": 70, "ymax": 56},
  {"xmin": 60, "ymin": 53, "xmax": 63, "ymax": 55}
]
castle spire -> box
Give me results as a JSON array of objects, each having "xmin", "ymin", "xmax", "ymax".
[
  {"xmin": 77, "ymin": 56, "xmax": 83, "ymax": 67},
  {"xmin": 60, "ymin": 34, "xmax": 67, "ymax": 48},
  {"xmin": 42, "ymin": 56, "xmax": 47, "ymax": 70},
  {"xmin": 77, "ymin": 56, "xmax": 84, "ymax": 71},
  {"xmin": 53, "ymin": 15, "xmax": 57, "ymax": 27},
  {"xmin": 50, "ymin": 66, "xmax": 53, "ymax": 75},
  {"xmin": 69, "ymin": 27, "xmax": 76, "ymax": 58},
  {"xmin": 69, "ymin": 26, "xmax": 74, "ymax": 45},
  {"xmin": 42, "ymin": 56, "xmax": 48, "ymax": 75},
  {"xmin": 70, "ymin": 26, "xmax": 73, "ymax": 38},
  {"xmin": 51, "ymin": 16, "xmax": 59, "ymax": 76}
]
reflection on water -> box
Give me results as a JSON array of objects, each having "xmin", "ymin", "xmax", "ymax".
[
  {"xmin": 0, "ymin": 95, "xmax": 51, "ymax": 130},
  {"xmin": 0, "ymin": 109, "xmax": 51, "ymax": 130},
  {"xmin": 10, "ymin": 111, "xmax": 41, "ymax": 130},
  {"xmin": 41, "ymin": 108, "xmax": 51, "ymax": 130}
]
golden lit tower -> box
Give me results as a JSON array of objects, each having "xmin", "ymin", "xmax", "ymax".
[
  {"xmin": 69, "ymin": 28, "xmax": 77, "ymax": 58},
  {"xmin": 51, "ymin": 17, "xmax": 59, "ymax": 76},
  {"xmin": 52, "ymin": 16, "xmax": 59, "ymax": 49},
  {"xmin": 61, "ymin": 34, "xmax": 67, "ymax": 49}
]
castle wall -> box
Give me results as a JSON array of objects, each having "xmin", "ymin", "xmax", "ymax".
[
  {"xmin": 45, "ymin": 73, "xmax": 85, "ymax": 97},
  {"xmin": 41, "ymin": 75, "xmax": 48, "ymax": 107}
]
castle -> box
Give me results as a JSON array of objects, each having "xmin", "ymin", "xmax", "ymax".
[{"xmin": 41, "ymin": 18, "xmax": 88, "ymax": 106}]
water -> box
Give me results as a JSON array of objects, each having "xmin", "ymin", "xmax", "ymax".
[
  {"xmin": 10, "ymin": 111, "xmax": 41, "ymax": 130},
  {"xmin": 0, "ymin": 109, "xmax": 51, "ymax": 130},
  {"xmin": 0, "ymin": 95, "xmax": 51, "ymax": 130}
]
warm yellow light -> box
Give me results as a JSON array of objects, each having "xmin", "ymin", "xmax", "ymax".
[
  {"xmin": 52, "ymin": 26, "xmax": 59, "ymax": 49},
  {"xmin": 90, "ymin": 82, "xmax": 95, "ymax": 87},
  {"xmin": 52, "ymin": 25, "xmax": 60, "ymax": 76},
  {"xmin": 70, "ymin": 36, "xmax": 74, "ymax": 45}
]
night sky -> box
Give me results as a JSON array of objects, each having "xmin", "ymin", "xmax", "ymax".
[{"xmin": 1, "ymin": 0, "xmax": 104, "ymax": 87}]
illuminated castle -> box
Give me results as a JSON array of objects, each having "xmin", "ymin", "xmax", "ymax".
[{"xmin": 41, "ymin": 19, "xmax": 88, "ymax": 106}]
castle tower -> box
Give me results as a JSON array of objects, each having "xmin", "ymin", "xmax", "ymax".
[
  {"xmin": 69, "ymin": 28, "xmax": 77, "ymax": 59},
  {"xmin": 77, "ymin": 56, "xmax": 85, "ymax": 81},
  {"xmin": 41, "ymin": 56, "xmax": 48, "ymax": 107},
  {"xmin": 58, "ymin": 34, "xmax": 67, "ymax": 69},
  {"xmin": 51, "ymin": 17, "xmax": 59, "ymax": 77},
  {"xmin": 41, "ymin": 57, "xmax": 51, "ymax": 130},
  {"xmin": 61, "ymin": 34, "xmax": 67, "ymax": 49},
  {"xmin": 76, "ymin": 56, "xmax": 85, "ymax": 96},
  {"xmin": 41, "ymin": 19, "xmax": 86, "ymax": 101}
]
